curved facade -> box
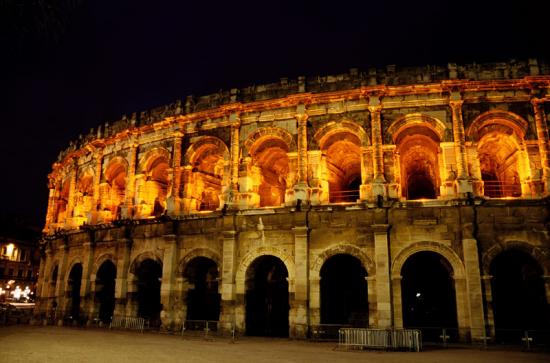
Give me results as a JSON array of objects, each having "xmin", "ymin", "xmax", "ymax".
[{"xmin": 36, "ymin": 59, "xmax": 550, "ymax": 341}]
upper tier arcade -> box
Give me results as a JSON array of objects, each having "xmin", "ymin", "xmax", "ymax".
[{"xmin": 44, "ymin": 59, "xmax": 550, "ymax": 232}]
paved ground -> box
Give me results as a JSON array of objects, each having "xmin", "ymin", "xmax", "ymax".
[{"xmin": 0, "ymin": 326, "xmax": 548, "ymax": 363}]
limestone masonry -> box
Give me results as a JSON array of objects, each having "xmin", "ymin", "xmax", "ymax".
[{"xmin": 35, "ymin": 59, "xmax": 550, "ymax": 342}]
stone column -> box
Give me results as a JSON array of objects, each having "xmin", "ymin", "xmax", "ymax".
[
  {"xmin": 481, "ymin": 275, "xmax": 495, "ymax": 338},
  {"xmin": 228, "ymin": 113, "xmax": 241, "ymax": 208},
  {"xmin": 114, "ymin": 237, "xmax": 132, "ymax": 317},
  {"xmin": 220, "ymin": 219, "xmax": 239, "ymax": 333},
  {"xmin": 160, "ymin": 233, "xmax": 178, "ymax": 331},
  {"xmin": 369, "ymin": 104, "xmax": 386, "ymax": 198},
  {"xmin": 440, "ymin": 142, "xmax": 458, "ymax": 198},
  {"xmin": 450, "ymin": 98, "xmax": 473, "ymax": 195},
  {"xmin": 181, "ymin": 166, "xmax": 194, "ymax": 214},
  {"xmin": 454, "ymin": 276, "xmax": 470, "ymax": 341},
  {"xmin": 66, "ymin": 160, "xmax": 78, "ymax": 225},
  {"xmin": 55, "ymin": 243, "xmax": 69, "ymax": 325},
  {"xmin": 372, "ymin": 224, "xmax": 391, "ymax": 328},
  {"xmin": 80, "ymin": 240, "xmax": 95, "ymax": 322},
  {"xmin": 90, "ymin": 149, "xmax": 103, "ymax": 224},
  {"xmin": 291, "ymin": 223, "xmax": 309, "ymax": 338},
  {"xmin": 531, "ymin": 99, "xmax": 550, "ymax": 194},
  {"xmin": 366, "ymin": 275, "xmax": 376, "ymax": 327},
  {"xmin": 308, "ymin": 276, "xmax": 320, "ymax": 327},
  {"xmin": 462, "ymin": 238, "xmax": 486, "ymax": 341},
  {"xmin": 544, "ymin": 275, "xmax": 550, "ymax": 306},
  {"xmin": 124, "ymin": 143, "xmax": 138, "ymax": 218},
  {"xmin": 391, "ymin": 275, "xmax": 403, "ymax": 328},
  {"xmin": 44, "ymin": 185, "xmax": 57, "ymax": 232},
  {"xmin": 294, "ymin": 105, "xmax": 309, "ymax": 202},
  {"xmin": 167, "ymin": 132, "xmax": 183, "ymax": 216}
]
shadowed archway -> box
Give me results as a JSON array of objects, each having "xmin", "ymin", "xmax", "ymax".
[
  {"xmin": 245, "ymin": 255, "xmax": 289, "ymax": 337},
  {"xmin": 95, "ymin": 260, "xmax": 116, "ymax": 323}
]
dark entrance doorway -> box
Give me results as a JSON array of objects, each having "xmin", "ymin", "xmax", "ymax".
[
  {"xmin": 96, "ymin": 260, "xmax": 116, "ymax": 323},
  {"xmin": 401, "ymin": 252, "xmax": 457, "ymax": 341},
  {"xmin": 320, "ymin": 254, "xmax": 368, "ymax": 326},
  {"xmin": 245, "ymin": 255, "xmax": 289, "ymax": 337},
  {"xmin": 490, "ymin": 249, "xmax": 548, "ymax": 342},
  {"xmin": 135, "ymin": 258, "xmax": 162, "ymax": 325},
  {"xmin": 67, "ymin": 264, "xmax": 83, "ymax": 321},
  {"xmin": 184, "ymin": 257, "xmax": 220, "ymax": 322}
]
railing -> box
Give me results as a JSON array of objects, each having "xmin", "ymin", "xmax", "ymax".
[
  {"xmin": 483, "ymin": 181, "xmax": 521, "ymax": 198},
  {"xmin": 181, "ymin": 320, "xmax": 219, "ymax": 338},
  {"xmin": 110, "ymin": 315, "xmax": 148, "ymax": 333},
  {"xmin": 329, "ymin": 190, "xmax": 360, "ymax": 203},
  {"xmin": 310, "ymin": 324, "xmax": 351, "ymax": 341},
  {"xmin": 338, "ymin": 328, "xmax": 422, "ymax": 352}
]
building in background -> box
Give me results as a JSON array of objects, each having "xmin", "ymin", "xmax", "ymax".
[
  {"xmin": 0, "ymin": 216, "xmax": 40, "ymax": 302},
  {"xmin": 34, "ymin": 60, "xmax": 550, "ymax": 343}
]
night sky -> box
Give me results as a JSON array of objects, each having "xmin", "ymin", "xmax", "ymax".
[{"xmin": 2, "ymin": 0, "xmax": 549, "ymax": 228}]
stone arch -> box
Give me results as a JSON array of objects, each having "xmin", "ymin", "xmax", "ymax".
[
  {"xmin": 65, "ymin": 258, "xmax": 84, "ymax": 283},
  {"xmin": 128, "ymin": 251, "xmax": 163, "ymax": 276},
  {"xmin": 47, "ymin": 261, "xmax": 60, "ymax": 283},
  {"xmin": 177, "ymin": 248, "xmax": 222, "ymax": 275},
  {"xmin": 311, "ymin": 244, "xmax": 375, "ymax": 277},
  {"xmin": 92, "ymin": 253, "xmax": 117, "ymax": 278},
  {"xmin": 466, "ymin": 110, "xmax": 528, "ymax": 142},
  {"xmin": 103, "ymin": 156, "xmax": 128, "ymax": 181},
  {"xmin": 183, "ymin": 136, "xmax": 229, "ymax": 211},
  {"xmin": 391, "ymin": 242, "xmax": 465, "ymax": 279},
  {"xmin": 184, "ymin": 136, "xmax": 229, "ymax": 165},
  {"xmin": 243, "ymin": 127, "xmax": 296, "ymax": 157},
  {"xmin": 387, "ymin": 113, "xmax": 446, "ymax": 144},
  {"xmin": 314, "ymin": 120, "xmax": 370, "ymax": 148},
  {"xmin": 235, "ymin": 246, "xmax": 295, "ymax": 294},
  {"xmin": 138, "ymin": 147, "xmax": 171, "ymax": 173},
  {"xmin": 482, "ymin": 241, "xmax": 549, "ymax": 276}
]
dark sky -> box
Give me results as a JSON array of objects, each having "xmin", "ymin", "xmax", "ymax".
[{"xmin": 2, "ymin": 0, "xmax": 549, "ymax": 228}]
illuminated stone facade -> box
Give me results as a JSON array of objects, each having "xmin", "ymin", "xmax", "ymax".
[{"xmin": 35, "ymin": 60, "xmax": 550, "ymax": 342}]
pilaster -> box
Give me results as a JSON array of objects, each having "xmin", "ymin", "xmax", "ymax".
[
  {"xmin": 220, "ymin": 221, "xmax": 239, "ymax": 333},
  {"xmin": 450, "ymin": 97, "xmax": 473, "ymax": 196},
  {"xmin": 160, "ymin": 233, "xmax": 178, "ymax": 330},
  {"xmin": 167, "ymin": 131, "xmax": 183, "ymax": 216},
  {"xmin": 291, "ymin": 224, "xmax": 309, "ymax": 338},
  {"xmin": 531, "ymin": 98, "xmax": 550, "ymax": 195},
  {"xmin": 294, "ymin": 105, "xmax": 309, "ymax": 203},
  {"xmin": 124, "ymin": 142, "xmax": 138, "ymax": 218},
  {"xmin": 372, "ymin": 224, "xmax": 392, "ymax": 328},
  {"xmin": 368, "ymin": 101, "xmax": 386, "ymax": 199},
  {"xmin": 462, "ymin": 238, "xmax": 486, "ymax": 342}
]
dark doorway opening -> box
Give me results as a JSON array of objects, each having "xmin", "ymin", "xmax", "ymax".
[
  {"xmin": 67, "ymin": 264, "xmax": 83, "ymax": 320},
  {"xmin": 490, "ymin": 249, "xmax": 548, "ymax": 342},
  {"xmin": 407, "ymin": 172, "xmax": 436, "ymax": 200},
  {"xmin": 96, "ymin": 260, "xmax": 116, "ymax": 323},
  {"xmin": 401, "ymin": 252, "xmax": 457, "ymax": 341},
  {"xmin": 184, "ymin": 257, "xmax": 220, "ymax": 323},
  {"xmin": 245, "ymin": 255, "xmax": 289, "ymax": 337},
  {"xmin": 321, "ymin": 254, "xmax": 368, "ymax": 326},
  {"xmin": 135, "ymin": 259, "xmax": 162, "ymax": 326}
]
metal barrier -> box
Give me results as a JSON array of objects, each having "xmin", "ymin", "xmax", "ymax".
[
  {"xmin": 310, "ymin": 324, "xmax": 351, "ymax": 341},
  {"xmin": 109, "ymin": 316, "xmax": 148, "ymax": 333},
  {"xmin": 338, "ymin": 328, "xmax": 421, "ymax": 352}
]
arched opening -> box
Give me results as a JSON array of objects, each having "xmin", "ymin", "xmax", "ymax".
[
  {"xmin": 478, "ymin": 131, "xmax": 522, "ymax": 198},
  {"xmin": 95, "ymin": 260, "xmax": 116, "ymax": 324},
  {"xmin": 73, "ymin": 172, "xmax": 94, "ymax": 224},
  {"xmin": 187, "ymin": 140, "xmax": 226, "ymax": 211},
  {"xmin": 322, "ymin": 131, "xmax": 362, "ymax": 203},
  {"xmin": 245, "ymin": 255, "xmax": 289, "ymax": 337},
  {"xmin": 103, "ymin": 160, "xmax": 127, "ymax": 221},
  {"xmin": 250, "ymin": 137, "xmax": 290, "ymax": 207},
  {"xmin": 140, "ymin": 155, "xmax": 169, "ymax": 217},
  {"xmin": 397, "ymin": 129, "xmax": 440, "ymax": 200},
  {"xmin": 134, "ymin": 258, "xmax": 162, "ymax": 325},
  {"xmin": 183, "ymin": 257, "xmax": 220, "ymax": 323},
  {"xmin": 50, "ymin": 265, "xmax": 59, "ymax": 306},
  {"xmin": 67, "ymin": 264, "xmax": 83, "ymax": 320},
  {"xmin": 320, "ymin": 254, "xmax": 368, "ymax": 326},
  {"xmin": 490, "ymin": 249, "xmax": 548, "ymax": 342},
  {"xmin": 55, "ymin": 180, "xmax": 70, "ymax": 223},
  {"xmin": 401, "ymin": 252, "xmax": 457, "ymax": 341}
]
